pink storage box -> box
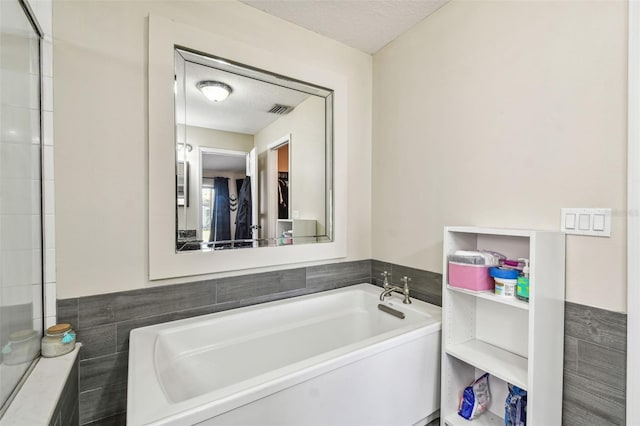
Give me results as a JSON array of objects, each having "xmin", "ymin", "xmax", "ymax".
[{"xmin": 448, "ymin": 261, "xmax": 494, "ymax": 292}]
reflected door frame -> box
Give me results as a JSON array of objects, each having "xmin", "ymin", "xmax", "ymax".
[
  {"xmin": 198, "ymin": 147, "xmax": 249, "ymax": 241},
  {"xmin": 267, "ymin": 134, "xmax": 291, "ymax": 240},
  {"xmin": 247, "ymin": 148, "xmax": 259, "ymax": 246}
]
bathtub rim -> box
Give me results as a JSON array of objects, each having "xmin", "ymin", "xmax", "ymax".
[{"xmin": 127, "ymin": 283, "xmax": 441, "ymax": 425}]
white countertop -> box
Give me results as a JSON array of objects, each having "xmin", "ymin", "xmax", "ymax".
[{"xmin": 1, "ymin": 344, "xmax": 81, "ymax": 425}]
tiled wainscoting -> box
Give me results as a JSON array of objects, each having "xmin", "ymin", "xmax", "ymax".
[
  {"xmin": 563, "ymin": 302, "xmax": 626, "ymax": 425},
  {"xmin": 49, "ymin": 353, "xmax": 80, "ymax": 426},
  {"xmin": 370, "ymin": 260, "xmax": 442, "ymax": 305},
  {"xmin": 57, "ymin": 259, "xmax": 626, "ymax": 425}
]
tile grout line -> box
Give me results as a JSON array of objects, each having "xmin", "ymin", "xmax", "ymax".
[{"xmin": 568, "ymin": 333, "xmax": 628, "ymax": 353}]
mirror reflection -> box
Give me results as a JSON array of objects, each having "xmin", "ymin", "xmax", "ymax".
[{"xmin": 174, "ymin": 48, "xmax": 333, "ymax": 252}]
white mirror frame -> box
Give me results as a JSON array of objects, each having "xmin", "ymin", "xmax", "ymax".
[{"xmin": 148, "ymin": 15, "xmax": 347, "ymax": 280}]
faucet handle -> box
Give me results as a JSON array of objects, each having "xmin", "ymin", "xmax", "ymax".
[
  {"xmin": 401, "ymin": 276, "xmax": 412, "ymax": 304},
  {"xmin": 381, "ymin": 270, "xmax": 390, "ymax": 288}
]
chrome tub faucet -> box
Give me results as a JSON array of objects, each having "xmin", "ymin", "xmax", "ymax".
[{"xmin": 379, "ymin": 275, "xmax": 412, "ymax": 304}]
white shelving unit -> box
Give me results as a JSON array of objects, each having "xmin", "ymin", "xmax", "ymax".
[{"xmin": 441, "ymin": 227, "xmax": 565, "ymax": 426}]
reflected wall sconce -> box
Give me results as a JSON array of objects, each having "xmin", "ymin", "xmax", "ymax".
[{"xmin": 197, "ymin": 81, "xmax": 232, "ymax": 102}]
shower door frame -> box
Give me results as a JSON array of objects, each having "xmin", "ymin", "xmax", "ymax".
[
  {"xmin": 628, "ymin": 1, "xmax": 639, "ymax": 423},
  {"xmin": 0, "ymin": 0, "xmax": 45, "ymax": 418}
]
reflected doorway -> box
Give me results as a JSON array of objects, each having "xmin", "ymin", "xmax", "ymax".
[
  {"xmin": 199, "ymin": 148, "xmax": 256, "ymax": 248},
  {"xmin": 267, "ymin": 135, "xmax": 291, "ymax": 240}
]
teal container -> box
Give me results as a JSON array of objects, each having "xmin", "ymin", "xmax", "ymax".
[{"xmin": 516, "ymin": 276, "xmax": 529, "ymax": 302}]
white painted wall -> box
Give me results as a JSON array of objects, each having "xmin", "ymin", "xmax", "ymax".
[
  {"xmin": 255, "ymin": 96, "xmax": 326, "ymax": 239},
  {"xmin": 183, "ymin": 125, "xmax": 254, "ymax": 153},
  {"xmin": 372, "ymin": 1, "xmax": 627, "ymax": 312},
  {"xmin": 53, "ymin": 1, "xmax": 372, "ymax": 298}
]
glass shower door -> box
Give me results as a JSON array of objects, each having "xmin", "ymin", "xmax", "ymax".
[{"xmin": 0, "ymin": 0, "xmax": 43, "ymax": 415}]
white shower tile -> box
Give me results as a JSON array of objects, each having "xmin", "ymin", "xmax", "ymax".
[
  {"xmin": 0, "ymin": 214, "xmax": 40, "ymax": 252},
  {"xmin": 41, "ymin": 39, "xmax": 52, "ymax": 78},
  {"xmin": 43, "ymin": 180, "xmax": 54, "ymax": 215},
  {"xmin": 33, "ymin": 179, "xmax": 43, "ymax": 215},
  {"xmin": 0, "ymin": 105, "xmax": 39, "ymax": 144},
  {"xmin": 29, "ymin": 36, "xmax": 40, "ymax": 77},
  {"xmin": 1, "ymin": 71, "xmax": 39, "ymax": 109},
  {"xmin": 44, "ymin": 315, "xmax": 56, "ymax": 329},
  {"xmin": 32, "ymin": 318, "xmax": 43, "ymax": 335},
  {"xmin": 44, "ymin": 214, "xmax": 55, "ymax": 250},
  {"xmin": 32, "ymin": 283, "xmax": 43, "ymax": 319},
  {"xmin": 0, "ymin": 178, "xmax": 39, "ymax": 216},
  {"xmin": 0, "ymin": 181, "xmax": 23, "ymax": 215},
  {"xmin": 0, "ymin": 248, "xmax": 42, "ymax": 288},
  {"xmin": 42, "ymin": 282, "xmax": 55, "ymax": 319},
  {"xmin": 45, "ymin": 248, "xmax": 55, "ymax": 284},
  {"xmin": 1, "ymin": 0, "xmax": 23, "ymax": 28},
  {"xmin": 2, "ymin": 250, "xmax": 31, "ymax": 287},
  {"xmin": 42, "ymin": 110, "xmax": 53, "ymax": 146},
  {"xmin": 0, "ymin": 213, "xmax": 32, "ymax": 251},
  {"xmin": 2, "ymin": 283, "xmax": 32, "ymax": 305},
  {"xmin": 31, "ymin": 249, "xmax": 42, "ymax": 285},
  {"xmin": 0, "ymin": 28, "xmax": 36, "ymax": 75},
  {"xmin": 32, "ymin": 144, "xmax": 42, "ymax": 179},
  {"xmin": 31, "ymin": 214, "xmax": 42, "ymax": 250},
  {"xmin": 1, "ymin": 143, "xmax": 32, "ymax": 179},
  {"xmin": 43, "ymin": 145, "xmax": 53, "ymax": 181},
  {"xmin": 44, "ymin": 282, "xmax": 55, "ymax": 318},
  {"xmin": 42, "ymin": 76, "xmax": 53, "ymax": 112}
]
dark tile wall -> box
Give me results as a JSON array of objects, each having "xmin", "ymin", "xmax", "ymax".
[
  {"xmin": 57, "ymin": 259, "xmax": 627, "ymax": 425},
  {"xmin": 371, "ymin": 260, "xmax": 442, "ymax": 305},
  {"xmin": 563, "ymin": 302, "xmax": 627, "ymax": 425},
  {"xmin": 48, "ymin": 350, "xmax": 80, "ymax": 426}
]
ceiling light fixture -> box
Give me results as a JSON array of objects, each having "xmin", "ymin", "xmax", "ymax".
[{"xmin": 197, "ymin": 81, "xmax": 232, "ymax": 103}]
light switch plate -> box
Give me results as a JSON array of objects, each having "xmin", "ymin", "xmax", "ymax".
[
  {"xmin": 561, "ymin": 208, "xmax": 611, "ymax": 237},
  {"xmin": 564, "ymin": 213, "xmax": 576, "ymax": 229}
]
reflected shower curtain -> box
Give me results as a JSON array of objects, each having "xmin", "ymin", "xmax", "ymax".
[
  {"xmin": 209, "ymin": 177, "xmax": 231, "ymax": 243},
  {"xmin": 235, "ymin": 176, "xmax": 252, "ymax": 240}
]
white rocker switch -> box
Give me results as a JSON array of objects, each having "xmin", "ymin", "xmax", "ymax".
[
  {"xmin": 578, "ymin": 214, "xmax": 590, "ymax": 230},
  {"xmin": 593, "ymin": 214, "xmax": 606, "ymax": 231},
  {"xmin": 564, "ymin": 213, "xmax": 576, "ymax": 230}
]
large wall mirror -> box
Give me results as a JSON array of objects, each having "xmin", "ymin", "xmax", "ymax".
[
  {"xmin": 174, "ymin": 48, "xmax": 334, "ymax": 252},
  {"xmin": 148, "ymin": 15, "xmax": 347, "ymax": 279}
]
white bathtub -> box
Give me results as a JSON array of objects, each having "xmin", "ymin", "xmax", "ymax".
[{"xmin": 127, "ymin": 283, "xmax": 442, "ymax": 426}]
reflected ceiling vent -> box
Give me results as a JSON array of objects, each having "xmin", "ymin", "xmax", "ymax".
[{"xmin": 267, "ymin": 104, "xmax": 294, "ymax": 115}]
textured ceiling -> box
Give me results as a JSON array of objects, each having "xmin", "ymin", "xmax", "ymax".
[
  {"xmin": 239, "ymin": 0, "xmax": 449, "ymax": 54},
  {"xmin": 181, "ymin": 61, "xmax": 311, "ymax": 134},
  {"xmin": 179, "ymin": 0, "xmax": 450, "ymax": 133}
]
